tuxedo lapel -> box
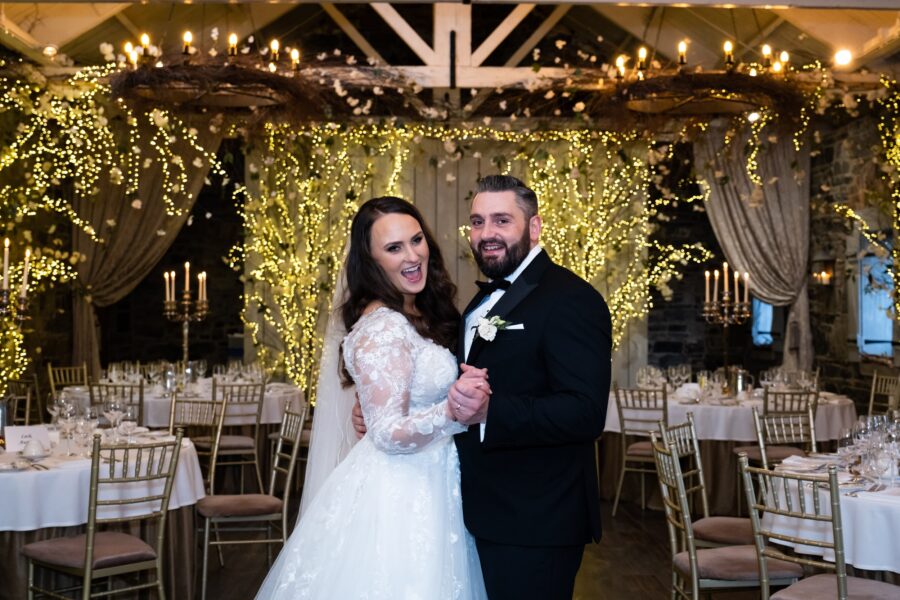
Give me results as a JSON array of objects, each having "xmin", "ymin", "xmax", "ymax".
[
  {"xmin": 465, "ymin": 251, "xmax": 551, "ymax": 365},
  {"xmin": 458, "ymin": 289, "xmax": 489, "ymax": 362}
]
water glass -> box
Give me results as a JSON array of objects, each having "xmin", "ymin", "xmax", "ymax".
[{"xmin": 118, "ymin": 406, "xmax": 138, "ymax": 444}]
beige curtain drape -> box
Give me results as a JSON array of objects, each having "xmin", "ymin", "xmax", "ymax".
[
  {"xmin": 694, "ymin": 120, "xmax": 813, "ymax": 371},
  {"xmin": 72, "ymin": 117, "xmax": 223, "ymax": 377}
]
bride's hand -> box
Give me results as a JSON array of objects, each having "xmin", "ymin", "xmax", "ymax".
[{"xmin": 351, "ymin": 396, "xmax": 366, "ymax": 439}]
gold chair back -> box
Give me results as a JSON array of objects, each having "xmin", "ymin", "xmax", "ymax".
[
  {"xmin": 868, "ymin": 371, "xmax": 900, "ymax": 417},
  {"xmin": 47, "ymin": 362, "xmax": 89, "ymax": 400},
  {"xmin": 751, "ymin": 407, "xmax": 817, "ymax": 470},
  {"xmin": 89, "ymin": 381, "xmax": 145, "ymax": 425},
  {"xmin": 7, "ymin": 377, "xmax": 33, "ymax": 425},
  {"xmin": 738, "ymin": 455, "xmax": 847, "ymax": 599},
  {"xmin": 659, "ymin": 413, "xmax": 710, "ymax": 519},
  {"xmin": 615, "ymin": 384, "xmax": 668, "ymax": 438},
  {"xmin": 268, "ymin": 405, "xmax": 310, "ymax": 531},
  {"xmin": 168, "ymin": 394, "xmax": 226, "ymax": 493},
  {"xmin": 763, "ymin": 388, "xmax": 818, "ymax": 415}
]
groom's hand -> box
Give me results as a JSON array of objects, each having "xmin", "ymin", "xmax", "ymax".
[
  {"xmin": 351, "ymin": 396, "xmax": 366, "ymax": 439},
  {"xmin": 449, "ymin": 364, "xmax": 490, "ymax": 425}
]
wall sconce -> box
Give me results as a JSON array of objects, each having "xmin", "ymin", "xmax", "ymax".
[{"xmin": 811, "ymin": 259, "xmax": 835, "ymax": 285}]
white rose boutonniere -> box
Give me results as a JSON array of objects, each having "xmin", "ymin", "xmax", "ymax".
[{"xmin": 475, "ymin": 315, "xmax": 510, "ymax": 342}]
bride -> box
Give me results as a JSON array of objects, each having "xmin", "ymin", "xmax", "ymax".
[{"xmin": 255, "ymin": 197, "xmax": 489, "ymax": 599}]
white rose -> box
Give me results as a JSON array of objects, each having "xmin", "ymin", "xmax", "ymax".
[{"xmin": 477, "ymin": 319, "xmax": 497, "ymax": 341}]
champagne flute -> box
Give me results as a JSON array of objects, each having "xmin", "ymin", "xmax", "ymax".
[
  {"xmin": 118, "ymin": 406, "xmax": 138, "ymax": 444},
  {"xmin": 103, "ymin": 398, "xmax": 123, "ymax": 443},
  {"xmin": 58, "ymin": 403, "xmax": 77, "ymax": 456}
]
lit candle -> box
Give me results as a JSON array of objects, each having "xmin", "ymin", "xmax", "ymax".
[
  {"xmin": 203, "ymin": 272, "xmax": 208, "ymax": 302},
  {"xmin": 779, "ymin": 50, "xmax": 789, "ymax": 64},
  {"xmin": 183, "ymin": 31, "xmax": 193, "ymax": 55},
  {"xmin": 615, "ymin": 55, "xmax": 626, "ymax": 80},
  {"xmin": 140, "ymin": 33, "xmax": 150, "ymax": 53},
  {"xmin": 228, "ymin": 33, "xmax": 238, "ymax": 57},
  {"xmin": 772, "ymin": 60, "xmax": 783, "ymax": 74},
  {"xmin": 3, "ymin": 238, "xmax": 9, "ymax": 291},
  {"xmin": 713, "ymin": 270, "xmax": 719, "ymax": 302},
  {"xmin": 164, "ymin": 272, "xmax": 170, "ymax": 302},
  {"xmin": 184, "ymin": 261, "xmax": 190, "ymax": 294},
  {"xmin": 761, "ymin": 44, "xmax": 772, "ymax": 68},
  {"xmin": 734, "ymin": 271, "xmax": 740, "ymax": 302},
  {"xmin": 270, "ymin": 39, "xmax": 280, "ymax": 62},
  {"xmin": 723, "ymin": 262, "xmax": 729, "ymax": 295},
  {"xmin": 170, "ymin": 270, "xmax": 176, "ymax": 301},
  {"xmin": 129, "ymin": 49, "xmax": 139, "ymax": 69},
  {"xmin": 704, "ymin": 270, "xmax": 710, "ymax": 303},
  {"xmin": 743, "ymin": 272, "xmax": 750, "ymax": 303},
  {"xmin": 678, "ymin": 40, "xmax": 687, "ymax": 66},
  {"xmin": 20, "ymin": 248, "xmax": 30, "ymax": 299},
  {"xmin": 290, "ymin": 48, "xmax": 300, "ymax": 70},
  {"xmin": 637, "ymin": 46, "xmax": 648, "ymax": 71},
  {"xmin": 198, "ymin": 272, "xmax": 204, "ymax": 302},
  {"xmin": 723, "ymin": 40, "xmax": 734, "ymax": 66}
]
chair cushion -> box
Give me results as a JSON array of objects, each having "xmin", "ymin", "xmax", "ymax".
[
  {"xmin": 22, "ymin": 532, "xmax": 156, "ymax": 570},
  {"xmin": 673, "ymin": 545, "xmax": 803, "ymax": 581},
  {"xmin": 626, "ymin": 440, "xmax": 654, "ymax": 457},
  {"xmin": 197, "ymin": 494, "xmax": 283, "ymax": 518},
  {"xmin": 194, "ymin": 435, "xmax": 256, "ymax": 449},
  {"xmin": 693, "ymin": 516, "xmax": 755, "ymax": 546},
  {"xmin": 772, "ymin": 573, "xmax": 900, "ymax": 600}
]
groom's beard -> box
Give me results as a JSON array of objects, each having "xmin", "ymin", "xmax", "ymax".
[{"xmin": 472, "ymin": 227, "xmax": 531, "ymax": 280}]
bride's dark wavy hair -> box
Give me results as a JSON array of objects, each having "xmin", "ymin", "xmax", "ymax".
[{"xmin": 341, "ymin": 196, "xmax": 459, "ymax": 352}]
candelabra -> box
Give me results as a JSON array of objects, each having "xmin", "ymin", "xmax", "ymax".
[
  {"xmin": 0, "ymin": 289, "xmax": 29, "ymax": 326},
  {"xmin": 164, "ymin": 288, "xmax": 209, "ymax": 367},
  {"xmin": 703, "ymin": 262, "xmax": 751, "ymax": 393}
]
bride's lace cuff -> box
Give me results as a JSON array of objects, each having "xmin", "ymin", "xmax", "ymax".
[{"xmin": 348, "ymin": 311, "xmax": 466, "ymax": 454}]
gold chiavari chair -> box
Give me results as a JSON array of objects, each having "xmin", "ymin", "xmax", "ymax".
[
  {"xmin": 89, "ymin": 381, "xmax": 145, "ymax": 426},
  {"xmin": 764, "ymin": 388, "xmax": 819, "ymax": 416},
  {"xmin": 23, "ymin": 430, "xmax": 184, "ymax": 600},
  {"xmin": 197, "ymin": 405, "xmax": 310, "ymax": 600},
  {"xmin": 738, "ymin": 455, "xmax": 899, "ymax": 599},
  {"xmin": 867, "ymin": 371, "xmax": 900, "ymax": 417},
  {"xmin": 652, "ymin": 433, "xmax": 801, "ymax": 600},
  {"xmin": 7, "ymin": 377, "xmax": 34, "ymax": 425},
  {"xmin": 47, "ymin": 362, "xmax": 89, "ymax": 401},
  {"xmin": 612, "ymin": 384, "xmax": 668, "ymax": 516},
  {"xmin": 659, "ymin": 414, "xmax": 754, "ymax": 548},
  {"xmin": 196, "ymin": 380, "xmax": 266, "ymax": 493},
  {"xmin": 168, "ymin": 394, "xmax": 226, "ymax": 494}
]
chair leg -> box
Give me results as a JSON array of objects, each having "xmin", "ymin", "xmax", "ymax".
[
  {"xmin": 27, "ymin": 560, "xmax": 34, "ymax": 600},
  {"xmin": 157, "ymin": 558, "xmax": 167, "ymax": 600},
  {"xmin": 202, "ymin": 518, "xmax": 211, "ymax": 600},
  {"xmin": 254, "ymin": 453, "xmax": 264, "ymax": 494},
  {"xmin": 612, "ymin": 462, "xmax": 627, "ymax": 517},
  {"xmin": 266, "ymin": 523, "xmax": 273, "ymax": 566},
  {"xmin": 735, "ymin": 465, "xmax": 743, "ymax": 517},
  {"xmin": 640, "ymin": 471, "xmax": 646, "ymax": 511}
]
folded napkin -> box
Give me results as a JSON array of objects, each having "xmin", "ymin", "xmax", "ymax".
[{"xmin": 673, "ymin": 383, "xmax": 700, "ymax": 400}]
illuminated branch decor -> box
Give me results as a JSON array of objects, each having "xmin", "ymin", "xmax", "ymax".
[{"xmin": 235, "ymin": 124, "xmax": 711, "ymax": 397}]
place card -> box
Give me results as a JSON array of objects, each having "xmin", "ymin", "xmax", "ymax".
[{"xmin": 4, "ymin": 425, "xmax": 51, "ymax": 453}]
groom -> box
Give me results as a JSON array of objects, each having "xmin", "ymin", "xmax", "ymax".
[{"xmin": 447, "ymin": 175, "xmax": 611, "ymax": 600}]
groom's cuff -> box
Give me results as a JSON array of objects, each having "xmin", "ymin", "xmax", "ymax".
[{"xmin": 479, "ymin": 422, "xmax": 486, "ymax": 442}]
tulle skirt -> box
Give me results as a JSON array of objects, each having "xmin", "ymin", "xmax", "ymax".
[{"xmin": 255, "ymin": 435, "xmax": 487, "ymax": 600}]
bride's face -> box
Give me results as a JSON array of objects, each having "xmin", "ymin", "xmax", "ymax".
[{"xmin": 369, "ymin": 213, "xmax": 430, "ymax": 302}]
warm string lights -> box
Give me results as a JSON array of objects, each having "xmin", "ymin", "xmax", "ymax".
[
  {"xmin": 875, "ymin": 78, "xmax": 900, "ymax": 316},
  {"xmin": 233, "ymin": 123, "xmax": 710, "ymax": 399}
]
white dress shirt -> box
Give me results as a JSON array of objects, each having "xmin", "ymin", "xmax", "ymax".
[{"xmin": 463, "ymin": 244, "xmax": 543, "ymax": 440}]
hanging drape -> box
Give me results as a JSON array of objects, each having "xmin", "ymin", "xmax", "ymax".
[
  {"xmin": 72, "ymin": 116, "xmax": 223, "ymax": 377},
  {"xmin": 694, "ymin": 120, "xmax": 812, "ymax": 371}
]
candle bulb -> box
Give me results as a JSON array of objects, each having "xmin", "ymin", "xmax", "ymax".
[
  {"xmin": 184, "ymin": 262, "xmax": 190, "ymax": 294},
  {"xmin": 124, "ymin": 41, "xmax": 133, "ymax": 55},
  {"xmin": 734, "ymin": 271, "xmax": 740, "ymax": 302},
  {"xmin": 615, "ymin": 55, "xmax": 626, "ymax": 80},
  {"xmin": 164, "ymin": 272, "xmax": 170, "ymax": 302},
  {"xmin": 2, "ymin": 238, "xmax": 9, "ymax": 291},
  {"xmin": 290, "ymin": 48, "xmax": 300, "ymax": 70},
  {"xmin": 713, "ymin": 270, "xmax": 719, "ymax": 303},
  {"xmin": 270, "ymin": 39, "xmax": 280, "ymax": 62},
  {"xmin": 761, "ymin": 44, "xmax": 772, "ymax": 68},
  {"xmin": 20, "ymin": 248, "xmax": 30, "ymax": 299},
  {"xmin": 169, "ymin": 270, "xmax": 176, "ymax": 301},
  {"xmin": 678, "ymin": 40, "xmax": 687, "ymax": 66},
  {"xmin": 637, "ymin": 46, "xmax": 648, "ymax": 71},
  {"xmin": 723, "ymin": 40, "xmax": 734, "ymax": 67},
  {"xmin": 228, "ymin": 33, "xmax": 238, "ymax": 57},
  {"xmin": 723, "ymin": 262, "xmax": 729, "ymax": 295},
  {"xmin": 704, "ymin": 270, "xmax": 710, "ymax": 304},
  {"xmin": 140, "ymin": 33, "xmax": 150, "ymax": 51},
  {"xmin": 129, "ymin": 49, "xmax": 139, "ymax": 69},
  {"xmin": 183, "ymin": 31, "xmax": 192, "ymax": 55},
  {"xmin": 743, "ymin": 272, "xmax": 750, "ymax": 304}
]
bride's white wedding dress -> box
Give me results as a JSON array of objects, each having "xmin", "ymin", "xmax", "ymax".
[{"xmin": 256, "ymin": 307, "xmax": 487, "ymax": 599}]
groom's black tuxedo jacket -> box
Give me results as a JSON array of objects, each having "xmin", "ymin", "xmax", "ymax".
[{"xmin": 454, "ymin": 250, "xmax": 612, "ymax": 547}]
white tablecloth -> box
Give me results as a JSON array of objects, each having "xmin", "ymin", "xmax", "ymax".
[
  {"xmin": 765, "ymin": 457, "xmax": 900, "ymax": 574},
  {"xmin": 603, "ymin": 390, "xmax": 857, "ymax": 442},
  {"xmin": 0, "ymin": 434, "xmax": 206, "ymax": 532},
  {"xmin": 62, "ymin": 381, "xmax": 304, "ymax": 428}
]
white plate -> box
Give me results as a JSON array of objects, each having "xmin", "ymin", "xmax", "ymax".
[
  {"xmin": 0, "ymin": 460, "xmax": 33, "ymax": 472},
  {"xmin": 17, "ymin": 451, "xmax": 50, "ymax": 462}
]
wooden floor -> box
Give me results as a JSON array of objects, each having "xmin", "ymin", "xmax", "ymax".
[{"xmin": 205, "ymin": 499, "xmax": 759, "ymax": 600}]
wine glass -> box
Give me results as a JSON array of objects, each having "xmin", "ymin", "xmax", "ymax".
[
  {"xmin": 837, "ymin": 428, "xmax": 855, "ymax": 462},
  {"xmin": 58, "ymin": 403, "xmax": 77, "ymax": 456},
  {"xmin": 103, "ymin": 397, "xmax": 124, "ymax": 443},
  {"xmin": 46, "ymin": 397, "xmax": 62, "ymax": 427},
  {"xmin": 118, "ymin": 406, "xmax": 138, "ymax": 444}
]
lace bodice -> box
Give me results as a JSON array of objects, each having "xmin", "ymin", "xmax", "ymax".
[{"xmin": 343, "ymin": 307, "xmax": 467, "ymax": 454}]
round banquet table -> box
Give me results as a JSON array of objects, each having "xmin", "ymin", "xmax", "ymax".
[
  {"xmin": 61, "ymin": 380, "xmax": 304, "ymax": 428},
  {"xmin": 767, "ymin": 456, "xmax": 900, "ymax": 575},
  {"xmin": 599, "ymin": 390, "xmax": 858, "ymax": 515},
  {"xmin": 0, "ymin": 433, "xmax": 206, "ymax": 600}
]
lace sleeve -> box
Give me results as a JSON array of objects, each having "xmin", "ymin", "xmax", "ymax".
[{"xmin": 346, "ymin": 310, "xmax": 466, "ymax": 454}]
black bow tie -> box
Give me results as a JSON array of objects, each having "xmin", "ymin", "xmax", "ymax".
[{"xmin": 476, "ymin": 279, "xmax": 511, "ymax": 294}]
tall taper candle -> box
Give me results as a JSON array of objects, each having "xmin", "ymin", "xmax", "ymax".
[
  {"xmin": 713, "ymin": 270, "xmax": 719, "ymax": 302},
  {"xmin": 734, "ymin": 271, "xmax": 740, "ymax": 302},
  {"xmin": 723, "ymin": 262, "xmax": 729, "ymax": 295},
  {"xmin": 184, "ymin": 262, "xmax": 190, "ymax": 294},
  {"xmin": 20, "ymin": 248, "xmax": 30, "ymax": 298},
  {"xmin": 2, "ymin": 238, "xmax": 9, "ymax": 290},
  {"xmin": 164, "ymin": 272, "xmax": 170, "ymax": 302},
  {"xmin": 743, "ymin": 272, "xmax": 749, "ymax": 304},
  {"xmin": 170, "ymin": 270, "xmax": 175, "ymax": 300},
  {"xmin": 704, "ymin": 271, "xmax": 710, "ymax": 303}
]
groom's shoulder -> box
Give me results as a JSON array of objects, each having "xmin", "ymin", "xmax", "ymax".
[{"xmin": 543, "ymin": 260, "xmax": 604, "ymax": 301}]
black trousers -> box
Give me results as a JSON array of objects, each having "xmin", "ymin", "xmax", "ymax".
[{"xmin": 475, "ymin": 538, "xmax": 585, "ymax": 600}]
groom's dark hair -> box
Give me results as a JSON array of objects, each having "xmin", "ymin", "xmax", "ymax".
[{"xmin": 475, "ymin": 175, "xmax": 538, "ymax": 219}]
